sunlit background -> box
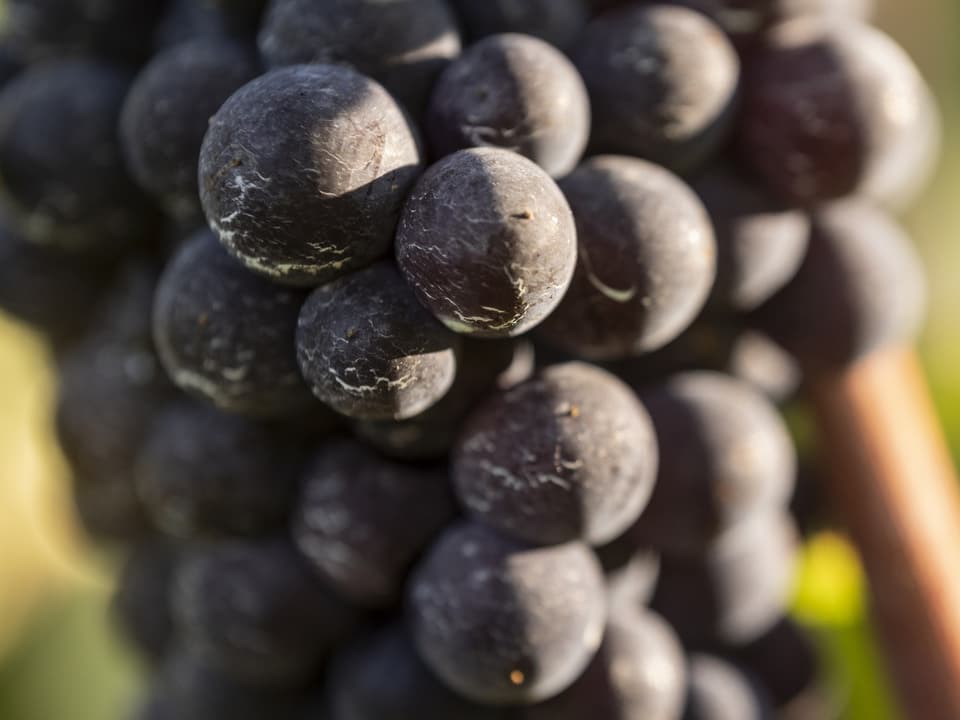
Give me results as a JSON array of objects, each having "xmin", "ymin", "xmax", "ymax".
[{"xmin": 0, "ymin": 1, "xmax": 957, "ymax": 718}]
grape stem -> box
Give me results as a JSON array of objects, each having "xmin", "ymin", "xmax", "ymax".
[{"xmin": 810, "ymin": 347, "xmax": 960, "ymax": 720}]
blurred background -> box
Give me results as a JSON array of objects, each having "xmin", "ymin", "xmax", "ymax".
[{"xmin": 0, "ymin": 1, "xmax": 958, "ymax": 719}]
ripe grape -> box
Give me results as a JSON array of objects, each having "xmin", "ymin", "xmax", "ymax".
[
  {"xmin": 0, "ymin": 59, "xmax": 157, "ymax": 252},
  {"xmin": 135, "ymin": 401, "xmax": 307, "ymax": 539},
  {"xmin": 408, "ymin": 521, "xmax": 606, "ymax": 705},
  {"xmin": 575, "ymin": 4, "xmax": 739, "ymax": 171},
  {"xmin": 173, "ymin": 538, "xmax": 358, "ymax": 687},
  {"xmin": 538, "ymin": 155, "xmax": 716, "ymax": 359},
  {"xmin": 259, "ymin": 0, "xmax": 460, "ymax": 113},
  {"xmin": 454, "ymin": 362, "xmax": 658, "ymax": 546},
  {"xmin": 426, "ymin": 33, "xmax": 590, "ymax": 178},
  {"xmin": 292, "ymin": 440, "xmax": 455, "ymax": 607},
  {"xmin": 121, "ymin": 39, "xmax": 260, "ymax": 222},
  {"xmin": 650, "ymin": 512, "xmax": 799, "ymax": 648},
  {"xmin": 738, "ymin": 18, "xmax": 939, "ymax": 208},
  {"xmin": 683, "ymin": 654, "xmax": 773, "ymax": 720},
  {"xmin": 750, "ymin": 200, "xmax": 926, "ymax": 374},
  {"xmin": 0, "ymin": 210, "xmax": 113, "ymax": 348},
  {"xmin": 451, "ymin": 0, "xmax": 589, "ymax": 50},
  {"xmin": 524, "ymin": 607, "xmax": 688, "ymax": 720},
  {"xmin": 692, "ymin": 164, "xmax": 809, "ymax": 312},
  {"xmin": 5, "ymin": 0, "xmax": 166, "ymax": 64},
  {"xmin": 296, "ymin": 261, "xmax": 459, "ymax": 421},
  {"xmin": 629, "ymin": 371, "xmax": 796, "ymax": 556},
  {"xmin": 328, "ymin": 624, "xmax": 510, "ymax": 720},
  {"xmin": 198, "ymin": 64, "xmax": 422, "ymax": 286},
  {"xmin": 153, "ymin": 229, "xmax": 313, "ymax": 417},
  {"xmin": 396, "ymin": 147, "xmax": 577, "ymax": 338}
]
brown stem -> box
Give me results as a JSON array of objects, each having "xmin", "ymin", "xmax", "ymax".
[{"xmin": 810, "ymin": 347, "xmax": 960, "ymax": 720}]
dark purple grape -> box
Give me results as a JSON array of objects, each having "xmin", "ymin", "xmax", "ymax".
[
  {"xmin": 395, "ymin": 147, "xmax": 577, "ymax": 338},
  {"xmin": 650, "ymin": 512, "xmax": 799, "ymax": 648},
  {"xmin": 692, "ymin": 165, "xmax": 809, "ymax": 312},
  {"xmin": 0, "ymin": 59, "xmax": 158, "ymax": 253},
  {"xmin": 588, "ymin": 1, "xmax": 873, "ymax": 44},
  {"xmin": 451, "ymin": 0, "xmax": 589, "ymax": 50},
  {"xmin": 5, "ymin": 0, "xmax": 166, "ymax": 64},
  {"xmin": 136, "ymin": 649, "xmax": 311, "ymax": 720},
  {"xmin": 426, "ymin": 33, "xmax": 590, "ymax": 177},
  {"xmin": 726, "ymin": 329, "xmax": 801, "ymax": 404},
  {"xmin": 683, "ymin": 654, "xmax": 773, "ymax": 720},
  {"xmin": 575, "ymin": 4, "xmax": 739, "ymax": 172},
  {"xmin": 329, "ymin": 624, "xmax": 512, "ymax": 720},
  {"xmin": 749, "ymin": 200, "xmax": 925, "ymax": 375},
  {"xmin": 454, "ymin": 362, "xmax": 658, "ymax": 546},
  {"xmin": 121, "ymin": 39, "xmax": 260, "ymax": 222},
  {"xmin": 153, "ymin": 229, "xmax": 314, "ymax": 417},
  {"xmin": 408, "ymin": 521, "xmax": 606, "ymax": 705},
  {"xmin": 258, "ymin": 0, "xmax": 461, "ymax": 112},
  {"xmin": 0, "ymin": 210, "xmax": 114, "ymax": 347},
  {"xmin": 627, "ymin": 372, "xmax": 796, "ymax": 556},
  {"xmin": 523, "ymin": 607, "xmax": 687, "ymax": 720},
  {"xmin": 155, "ymin": 0, "xmax": 266, "ymax": 48},
  {"xmin": 296, "ymin": 261, "xmax": 459, "ymax": 421},
  {"xmin": 173, "ymin": 538, "xmax": 358, "ymax": 687},
  {"xmin": 112, "ymin": 539, "xmax": 181, "ymax": 663},
  {"xmin": 292, "ymin": 440, "xmax": 456, "ymax": 607},
  {"xmin": 198, "ymin": 64, "xmax": 422, "ymax": 286},
  {"xmin": 737, "ymin": 19, "xmax": 939, "ymax": 208},
  {"xmin": 135, "ymin": 401, "xmax": 307, "ymax": 539},
  {"xmin": 353, "ymin": 338, "xmax": 534, "ymax": 460},
  {"xmin": 730, "ymin": 619, "xmax": 834, "ymax": 715},
  {"xmin": 537, "ymin": 156, "xmax": 716, "ymax": 359}
]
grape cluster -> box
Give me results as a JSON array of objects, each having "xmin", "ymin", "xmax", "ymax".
[{"xmin": 0, "ymin": 0, "xmax": 935, "ymax": 718}]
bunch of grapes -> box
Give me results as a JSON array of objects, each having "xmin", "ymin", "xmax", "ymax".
[{"xmin": 0, "ymin": 0, "xmax": 937, "ymax": 718}]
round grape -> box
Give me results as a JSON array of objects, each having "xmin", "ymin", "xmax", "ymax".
[
  {"xmin": 0, "ymin": 59, "xmax": 157, "ymax": 253},
  {"xmin": 258, "ymin": 0, "xmax": 461, "ymax": 112},
  {"xmin": 296, "ymin": 261, "xmax": 460, "ymax": 421},
  {"xmin": 135, "ymin": 401, "xmax": 307, "ymax": 539},
  {"xmin": 575, "ymin": 4, "xmax": 739, "ymax": 172},
  {"xmin": 737, "ymin": 18, "xmax": 939, "ymax": 208},
  {"xmin": 650, "ymin": 511, "xmax": 799, "ymax": 648},
  {"xmin": 451, "ymin": 0, "xmax": 589, "ymax": 50},
  {"xmin": 173, "ymin": 538, "xmax": 357, "ymax": 687},
  {"xmin": 749, "ymin": 200, "xmax": 925, "ymax": 374},
  {"xmin": 524, "ymin": 607, "xmax": 688, "ymax": 720},
  {"xmin": 629, "ymin": 372, "xmax": 796, "ymax": 556},
  {"xmin": 121, "ymin": 39, "xmax": 260, "ymax": 222},
  {"xmin": 153, "ymin": 229, "xmax": 313, "ymax": 417},
  {"xmin": 538, "ymin": 155, "xmax": 716, "ymax": 359},
  {"xmin": 454, "ymin": 362, "xmax": 658, "ymax": 546},
  {"xmin": 408, "ymin": 521, "xmax": 606, "ymax": 705},
  {"xmin": 293, "ymin": 440, "xmax": 455, "ymax": 607},
  {"xmin": 396, "ymin": 147, "xmax": 577, "ymax": 338},
  {"xmin": 426, "ymin": 33, "xmax": 590, "ymax": 178},
  {"xmin": 693, "ymin": 165, "xmax": 809, "ymax": 312},
  {"xmin": 684, "ymin": 654, "xmax": 773, "ymax": 720},
  {"xmin": 329, "ymin": 624, "xmax": 511, "ymax": 720},
  {"xmin": 199, "ymin": 64, "xmax": 422, "ymax": 286}
]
